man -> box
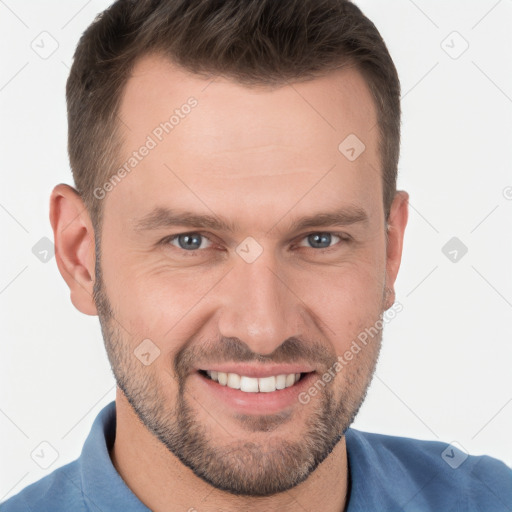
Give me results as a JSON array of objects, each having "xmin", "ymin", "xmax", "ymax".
[{"xmin": 2, "ymin": 0, "xmax": 511, "ymax": 510}]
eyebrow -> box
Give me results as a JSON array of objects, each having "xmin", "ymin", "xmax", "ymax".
[{"xmin": 133, "ymin": 205, "xmax": 369, "ymax": 234}]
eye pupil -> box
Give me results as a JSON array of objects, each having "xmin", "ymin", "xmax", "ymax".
[{"xmin": 308, "ymin": 233, "xmax": 331, "ymax": 249}]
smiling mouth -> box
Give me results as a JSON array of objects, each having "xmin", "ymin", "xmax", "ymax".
[{"xmin": 198, "ymin": 370, "xmax": 309, "ymax": 393}]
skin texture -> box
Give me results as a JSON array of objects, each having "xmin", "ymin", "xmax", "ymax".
[{"xmin": 50, "ymin": 54, "xmax": 409, "ymax": 512}]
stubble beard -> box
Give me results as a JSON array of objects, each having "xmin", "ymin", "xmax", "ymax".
[{"xmin": 93, "ymin": 251, "xmax": 383, "ymax": 496}]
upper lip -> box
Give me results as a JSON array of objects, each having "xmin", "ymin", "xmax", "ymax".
[{"xmin": 197, "ymin": 364, "xmax": 315, "ymax": 378}]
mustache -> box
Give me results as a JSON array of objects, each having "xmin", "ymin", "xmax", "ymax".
[{"xmin": 174, "ymin": 336, "xmax": 337, "ymax": 379}]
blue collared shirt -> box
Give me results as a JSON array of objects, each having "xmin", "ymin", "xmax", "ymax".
[{"xmin": 2, "ymin": 401, "xmax": 511, "ymax": 511}]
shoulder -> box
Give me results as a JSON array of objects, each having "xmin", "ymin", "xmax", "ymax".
[
  {"xmin": 0, "ymin": 459, "xmax": 87, "ymax": 512},
  {"xmin": 345, "ymin": 428, "xmax": 512, "ymax": 510}
]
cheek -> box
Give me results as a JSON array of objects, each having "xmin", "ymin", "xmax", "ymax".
[
  {"xmin": 102, "ymin": 259, "xmax": 224, "ymax": 346},
  {"xmin": 292, "ymin": 254, "xmax": 385, "ymax": 326}
]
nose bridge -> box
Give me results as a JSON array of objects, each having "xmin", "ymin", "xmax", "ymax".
[{"xmin": 217, "ymin": 246, "xmax": 299, "ymax": 356}]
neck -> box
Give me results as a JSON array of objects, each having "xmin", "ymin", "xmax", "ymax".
[{"xmin": 110, "ymin": 390, "xmax": 349, "ymax": 512}]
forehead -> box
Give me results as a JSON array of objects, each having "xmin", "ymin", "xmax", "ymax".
[
  {"xmin": 119, "ymin": 54, "xmax": 377, "ymax": 151},
  {"xmin": 107, "ymin": 54, "xmax": 382, "ymax": 230}
]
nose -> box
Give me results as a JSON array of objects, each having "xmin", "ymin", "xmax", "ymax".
[{"xmin": 216, "ymin": 245, "xmax": 302, "ymax": 356}]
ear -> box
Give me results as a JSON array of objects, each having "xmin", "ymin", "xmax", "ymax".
[
  {"xmin": 49, "ymin": 184, "xmax": 98, "ymax": 316},
  {"xmin": 384, "ymin": 190, "xmax": 409, "ymax": 310}
]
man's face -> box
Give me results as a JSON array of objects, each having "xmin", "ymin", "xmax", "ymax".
[{"xmin": 94, "ymin": 54, "xmax": 398, "ymax": 496}]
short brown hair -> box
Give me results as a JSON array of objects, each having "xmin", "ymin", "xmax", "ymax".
[{"xmin": 66, "ymin": 0, "xmax": 401, "ymax": 231}]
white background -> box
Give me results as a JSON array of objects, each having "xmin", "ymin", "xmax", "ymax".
[{"xmin": 1, "ymin": 0, "xmax": 511, "ymax": 502}]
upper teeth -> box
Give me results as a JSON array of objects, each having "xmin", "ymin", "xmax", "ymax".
[{"xmin": 206, "ymin": 371, "xmax": 302, "ymax": 393}]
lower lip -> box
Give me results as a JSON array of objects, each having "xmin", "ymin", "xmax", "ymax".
[{"xmin": 193, "ymin": 371, "xmax": 317, "ymax": 415}]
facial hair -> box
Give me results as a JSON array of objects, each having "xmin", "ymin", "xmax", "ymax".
[{"xmin": 93, "ymin": 241, "xmax": 384, "ymax": 496}]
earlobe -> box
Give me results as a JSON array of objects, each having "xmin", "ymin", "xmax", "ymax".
[
  {"xmin": 49, "ymin": 184, "xmax": 98, "ymax": 316},
  {"xmin": 384, "ymin": 190, "xmax": 409, "ymax": 309}
]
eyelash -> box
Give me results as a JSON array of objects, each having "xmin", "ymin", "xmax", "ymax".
[{"xmin": 159, "ymin": 231, "xmax": 351, "ymax": 257}]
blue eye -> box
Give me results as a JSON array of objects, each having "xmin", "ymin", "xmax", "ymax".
[
  {"xmin": 167, "ymin": 233, "xmax": 213, "ymax": 251},
  {"xmin": 299, "ymin": 232, "xmax": 343, "ymax": 250},
  {"xmin": 160, "ymin": 231, "xmax": 348, "ymax": 256}
]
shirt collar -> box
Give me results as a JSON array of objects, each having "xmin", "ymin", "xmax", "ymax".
[
  {"xmin": 79, "ymin": 400, "xmax": 151, "ymax": 511},
  {"xmin": 344, "ymin": 428, "xmax": 396, "ymax": 511}
]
